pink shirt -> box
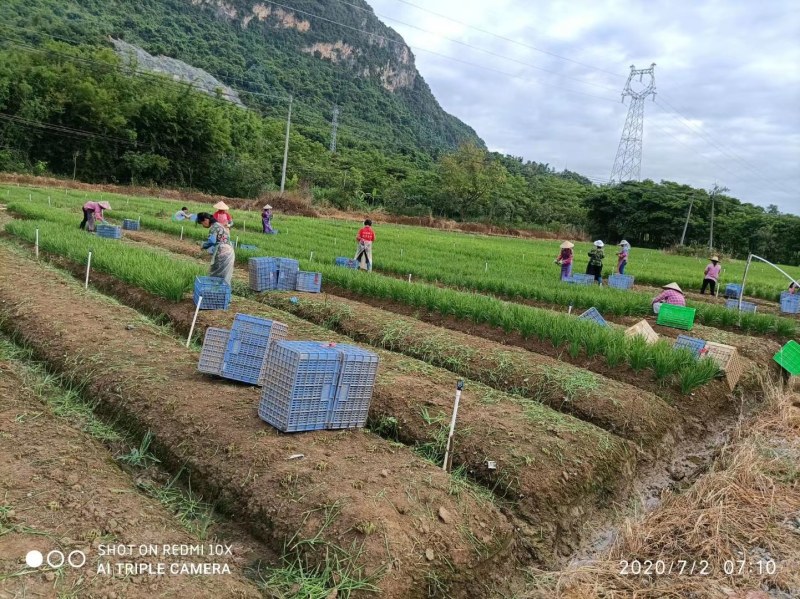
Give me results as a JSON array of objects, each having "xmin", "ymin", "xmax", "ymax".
[
  {"xmin": 704, "ymin": 263, "xmax": 721, "ymax": 281},
  {"xmin": 83, "ymin": 201, "xmax": 105, "ymax": 219},
  {"xmin": 652, "ymin": 289, "xmax": 686, "ymax": 307}
]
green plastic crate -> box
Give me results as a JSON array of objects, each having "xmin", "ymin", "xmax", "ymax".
[
  {"xmin": 773, "ymin": 340, "xmax": 800, "ymax": 376},
  {"xmin": 656, "ymin": 303, "xmax": 696, "ymax": 331}
]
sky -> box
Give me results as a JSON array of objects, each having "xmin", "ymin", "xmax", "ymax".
[{"xmin": 368, "ymin": 0, "xmax": 800, "ymax": 215}]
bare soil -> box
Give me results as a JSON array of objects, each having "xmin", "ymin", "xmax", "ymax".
[
  {"xmin": 0, "ymin": 245, "xmax": 520, "ymax": 599},
  {"xmin": 0, "ymin": 361, "xmax": 261, "ymax": 599},
  {"xmin": 22, "ymin": 243, "xmax": 638, "ymax": 565}
]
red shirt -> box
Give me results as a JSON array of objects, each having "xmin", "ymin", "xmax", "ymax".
[
  {"xmin": 357, "ymin": 226, "xmax": 375, "ymax": 242},
  {"xmin": 213, "ymin": 210, "xmax": 232, "ymax": 227}
]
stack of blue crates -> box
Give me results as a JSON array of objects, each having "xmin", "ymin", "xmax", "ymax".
[
  {"xmin": 296, "ymin": 271, "xmax": 322, "ymax": 293},
  {"xmin": 673, "ymin": 334, "xmax": 707, "ymax": 358},
  {"xmin": 607, "ymin": 274, "xmax": 634, "ymax": 290},
  {"xmin": 258, "ymin": 341, "xmax": 342, "ymax": 432},
  {"xmin": 328, "ymin": 344, "xmax": 380, "ymax": 429},
  {"xmin": 193, "ymin": 276, "xmax": 231, "ymax": 310},
  {"xmin": 258, "ymin": 341, "xmax": 380, "ymax": 433},
  {"xmin": 249, "ymin": 257, "xmax": 277, "ymax": 292},
  {"xmin": 96, "ymin": 224, "xmax": 122, "ymax": 239},
  {"xmin": 221, "ymin": 315, "xmax": 289, "ymax": 385},
  {"xmin": 276, "ymin": 258, "xmax": 300, "ymax": 291},
  {"xmin": 578, "ymin": 307, "xmax": 608, "ymax": 326},
  {"xmin": 566, "ymin": 274, "xmax": 596, "ymax": 285},
  {"xmin": 725, "ymin": 299, "xmax": 757, "ymax": 313},
  {"xmin": 724, "ymin": 284, "xmax": 742, "ymax": 299},
  {"xmin": 335, "ymin": 257, "xmax": 359, "ymax": 269},
  {"xmin": 122, "ymin": 219, "xmax": 139, "ymax": 231},
  {"xmin": 780, "ymin": 291, "xmax": 799, "ymax": 314}
]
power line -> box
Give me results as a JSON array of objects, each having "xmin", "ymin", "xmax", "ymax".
[
  {"xmin": 333, "ymin": 0, "xmax": 621, "ymax": 95},
  {"xmin": 390, "ymin": 0, "xmax": 627, "ymax": 79},
  {"xmin": 0, "ymin": 113, "xmax": 140, "ymax": 146}
]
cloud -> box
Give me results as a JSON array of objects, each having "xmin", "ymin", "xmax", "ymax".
[{"xmin": 369, "ymin": 0, "xmax": 800, "ymax": 214}]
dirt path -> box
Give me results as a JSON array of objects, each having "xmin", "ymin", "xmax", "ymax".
[
  {"xmin": 0, "ymin": 358, "xmax": 261, "ymax": 598},
  {"xmin": 0, "ymin": 244, "xmax": 522, "ymax": 599}
]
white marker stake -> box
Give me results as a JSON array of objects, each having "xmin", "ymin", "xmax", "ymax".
[
  {"xmin": 35, "ymin": 228, "xmax": 39, "ymax": 259},
  {"xmin": 442, "ymin": 380, "xmax": 465, "ymax": 472},
  {"xmin": 485, "ymin": 262, "xmax": 488, "ymax": 272},
  {"xmin": 243, "ymin": 221, "xmax": 246, "ymax": 233},
  {"xmin": 401, "ymin": 248, "xmax": 404, "ymax": 257},
  {"xmin": 568, "ymin": 304, "xmax": 573, "ymax": 315},
  {"xmin": 180, "ymin": 226, "xmax": 184, "ymax": 241},
  {"xmin": 310, "ymin": 251, "xmax": 314, "ymax": 262},
  {"xmin": 84, "ymin": 251, "xmax": 92, "ymax": 290},
  {"xmin": 235, "ymin": 236, "xmax": 239, "ymax": 249},
  {"xmin": 187, "ymin": 297, "xmax": 202, "ymax": 347},
  {"xmin": 138, "ymin": 216, "xmax": 141, "ymax": 226},
  {"xmin": 48, "ymin": 196, "xmax": 51, "ymax": 206},
  {"xmin": 408, "ymin": 273, "xmax": 412, "ymax": 283}
]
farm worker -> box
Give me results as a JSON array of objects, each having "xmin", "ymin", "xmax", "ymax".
[
  {"xmin": 555, "ymin": 241, "xmax": 574, "ymax": 281},
  {"xmin": 261, "ymin": 205, "xmax": 277, "ymax": 234},
  {"xmin": 700, "ymin": 255, "xmax": 722, "ymax": 295},
  {"xmin": 196, "ymin": 212, "xmax": 235, "ymax": 286},
  {"xmin": 616, "ymin": 240, "xmax": 629, "ymax": 275},
  {"xmin": 788, "ymin": 281, "xmax": 798, "ymax": 295},
  {"xmin": 651, "ymin": 282, "xmax": 686, "ymax": 314},
  {"xmin": 79, "ymin": 200, "xmax": 111, "ymax": 233},
  {"xmin": 212, "ymin": 201, "xmax": 233, "ymax": 229},
  {"xmin": 172, "ymin": 206, "xmax": 193, "ymax": 221},
  {"xmin": 586, "ymin": 240, "xmax": 604, "ymax": 284},
  {"xmin": 355, "ymin": 219, "xmax": 375, "ymax": 271}
]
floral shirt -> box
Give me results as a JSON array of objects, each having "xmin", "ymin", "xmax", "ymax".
[{"xmin": 202, "ymin": 222, "xmax": 231, "ymax": 254}]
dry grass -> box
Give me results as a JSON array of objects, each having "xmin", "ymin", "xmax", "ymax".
[{"xmin": 524, "ymin": 374, "xmax": 800, "ymax": 599}]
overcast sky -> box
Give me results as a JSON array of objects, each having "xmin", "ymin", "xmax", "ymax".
[{"xmin": 368, "ymin": 0, "xmax": 800, "ymax": 215}]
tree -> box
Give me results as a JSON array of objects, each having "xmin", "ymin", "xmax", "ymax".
[{"xmin": 438, "ymin": 142, "xmax": 508, "ymax": 220}]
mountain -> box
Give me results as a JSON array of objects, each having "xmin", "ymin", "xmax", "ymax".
[{"xmin": 1, "ymin": 0, "xmax": 482, "ymax": 154}]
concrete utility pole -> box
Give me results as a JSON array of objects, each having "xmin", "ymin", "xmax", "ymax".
[
  {"xmin": 329, "ymin": 104, "xmax": 339, "ymax": 153},
  {"xmin": 280, "ymin": 95, "xmax": 293, "ymax": 194},
  {"xmin": 679, "ymin": 192, "xmax": 696, "ymax": 246},
  {"xmin": 708, "ymin": 182, "xmax": 729, "ymax": 250},
  {"xmin": 610, "ymin": 63, "xmax": 657, "ymax": 183}
]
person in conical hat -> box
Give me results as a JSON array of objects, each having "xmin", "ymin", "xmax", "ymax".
[
  {"xmin": 651, "ymin": 282, "xmax": 686, "ymax": 314},
  {"xmin": 80, "ymin": 200, "xmax": 111, "ymax": 232},
  {"xmin": 586, "ymin": 240, "xmax": 605, "ymax": 284},
  {"xmin": 616, "ymin": 240, "xmax": 629, "ymax": 275},
  {"xmin": 262, "ymin": 204, "xmax": 277, "ymax": 234},
  {"xmin": 701, "ymin": 255, "xmax": 722, "ymax": 295},
  {"xmin": 212, "ymin": 201, "xmax": 233, "ymax": 229},
  {"xmin": 555, "ymin": 241, "xmax": 575, "ymax": 281}
]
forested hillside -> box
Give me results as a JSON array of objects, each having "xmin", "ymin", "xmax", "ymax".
[{"xmin": 0, "ymin": 0, "xmax": 797, "ymax": 264}]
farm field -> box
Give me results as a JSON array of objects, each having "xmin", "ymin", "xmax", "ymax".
[{"xmin": 0, "ymin": 182, "xmax": 798, "ymax": 598}]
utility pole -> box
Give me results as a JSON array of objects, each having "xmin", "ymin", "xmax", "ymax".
[
  {"xmin": 280, "ymin": 95, "xmax": 293, "ymax": 194},
  {"xmin": 329, "ymin": 104, "xmax": 339, "ymax": 153},
  {"xmin": 679, "ymin": 192, "xmax": 696, "ymax": 246},
  {"xmin": 708, "ymin": 182, "xmax": 729, "ymax": 250},
  {"xmin": 610, "ymin": 63, "xmax": 656, "ymax": 183}
]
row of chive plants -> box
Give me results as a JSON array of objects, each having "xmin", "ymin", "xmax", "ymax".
[{"xmin": 5, "ymin": 199, "xmax": 722, "ymax": 392}]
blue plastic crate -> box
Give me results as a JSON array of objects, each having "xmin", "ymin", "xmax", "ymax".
[
  {"xmin": 276, "ymin": 258, "xmax": 299, "ymax": 291},
  {"xmin": 577, "ymin": 307, "xmax": 609, "ymax": 326},
  {"xmin": 193, "ymin": 276, "xmax": 231, "ymax": 310},
  {"xmin": 565, "ymin": 274, "xmax": 596, "ymax": 286},
  {"xmin": 724, "ymin": 283, "xmax": 743, "ymax": 299},
  {"xmin": 328, "ymin": 344, "xmax": 379, "ymax": 430},
  {"xmin": 607, "ymin": 274, "xmax": 634, "ymax": 290},
  {"xmin": 258, "ymin": 341, "xmax": 341, "ymax": 432},
  {"xmin": 673, "ymin": 334, "xmax": 707, "ymax": 358},
  {"xmin": 198, "ymin": 327, "xmax": 230, "ymax": 375},
  {"xmin": 122, "ymin": 219, "xmax": 140, "ymax": 231},
  {"xmin": 295, "ymin": 271, "xmax": 322, "ymax": 293},
  {"xmin": 780, "ymin": 291, "xmax": 799, "ymax": 314},
  {"xmin": 725, "ymin": 299, "xmax": 757, "ymax": 313},
  {"xmin": 249, "ymin": 257, "xmax": 277, "ymax": 292},
  {"xmin": 221, "ymin": 315, "xmax": 288, "ymax": 385},
  {"xmin": 335, "ymin": 257, "xmax": 359, "ymax": 269},
  {"xmin": 96, "ymin": 224, "xmax": 122, "ymax": 239}
]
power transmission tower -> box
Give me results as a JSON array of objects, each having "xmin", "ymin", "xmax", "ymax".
[
  {"xmin": 329, "ymin": 105, "xmax": 339, "ymax": 153},
  {"xmin": 610, "ymin": 63, "xmax": 656, "ymax": 183}
]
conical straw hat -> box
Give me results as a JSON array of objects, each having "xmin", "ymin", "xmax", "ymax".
[
  {"xmin": 213, "ymin": 201, "xmax": 229, "ymax": 211},
  {"xmin": 560, "ymin": 241, "xmax": 574, "ymax": 249},
  {"xmin": 710, "ymin": 255, "xmax": 720, "ymax": 261},
  {"xmin": 662, "ymin": 282, "xmax": 683, "ymax": 293}
]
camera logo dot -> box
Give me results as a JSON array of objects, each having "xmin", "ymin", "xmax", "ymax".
[{"xmin": 25, "ymin": 550, "xmax": 43, "ymax": 568}]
